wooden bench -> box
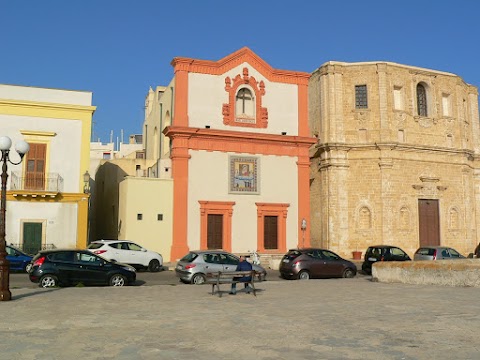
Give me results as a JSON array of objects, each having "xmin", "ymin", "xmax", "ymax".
[{"xmin": 205, "ymin": 270, "xmax": 260, "ymax": 297}]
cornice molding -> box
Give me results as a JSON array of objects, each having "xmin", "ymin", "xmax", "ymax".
[{"xmin": 171, "ymin": 47, "xmax": 310, "ymax": 85}]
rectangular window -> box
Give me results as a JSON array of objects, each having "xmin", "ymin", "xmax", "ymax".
[
  {"xmin": 157, "ymin": 214, "xmax": 163, "ymax": 221},
  {"xmin": 393, "ymin": 86, "xmax": 403, "ymax": 110},
  {"xmin": 442, "ymin": 93, "xmax": 451, "ymax": 117},
  {"xmin": 355, "ymin": 85, "xmax": 368, "ymax": 109},
  {"xmin": 137, "ymin": 214, "xmax": 143, "ymax": 220},
  {"xmin": 103, "ymin": 152, "xmax": 111, "ymax": 160}
]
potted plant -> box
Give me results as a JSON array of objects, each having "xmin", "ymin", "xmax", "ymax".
[{"xmin": 352, "ymin": 244, "xmax": 362, "ymax": 260}]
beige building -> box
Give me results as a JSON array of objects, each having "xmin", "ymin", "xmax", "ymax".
[
  {"xmin": 91, "ymin": 89, "xmax": 173, "ymax": 260},
  {"xmin": 309, "ymin": 61, "xmax": 480, "ymax": 258}
]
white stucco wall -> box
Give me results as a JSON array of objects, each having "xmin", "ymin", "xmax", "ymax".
[
  {"xmin": 187, "ymin": 150, "xmax": 299, "ymax": 252},
  {"xmin": 188, "ymin": 62, "xmax": 299, "ymax": 135},
  {"xmin": 2, "ymin": 114, "xmax": 83, "ymax": 192},
  {"xmin": 6, "ymin": 202, "xmax": 78, "ymax": 248}
]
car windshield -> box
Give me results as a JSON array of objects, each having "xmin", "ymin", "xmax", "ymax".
[
  {"xmin": 416, "ymin": 248, "xmax": 435, "ymax": 256},
  {"xmin": 87, "ymin": 243, "xmax": 104, "ymax": 250},
  {"xmin": 449, "ymin": 248, "xmax": 462, "ymax": 257},
  {"xmin": 366, "ymin": 247, "xmax": 383, "ymax": 257},
  {"xmin": 180, "ymin": 252, "xmax": 198, "ymax": 262}
]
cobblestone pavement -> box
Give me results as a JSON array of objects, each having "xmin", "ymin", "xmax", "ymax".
[{"xmin": 1, "ymin": 278, "xmax": 478, "ymax": 360}]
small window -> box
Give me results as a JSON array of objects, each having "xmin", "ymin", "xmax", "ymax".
[
  {"xmin": 393, "ymin": 86, "xmax": 403, "ymax": 110},
  {"xmin": 103, "ymin": 152, "xmax": 111, "ymax": 160},
  {"xmin": 417, "ymin": 84, "xmax": 428, "ymax": 116},
  {"xmin": 136, "ymin": 152, "xmax": 145, "ymax": 159},
  {"xmin": 442, "ymin": 93, "xmax": 451, "ymax": 117},
  {"xmin": 137, "ymin": 214, "xmax": 143, "ymax": 220},
  {"xmin": 157, "ymin": 214, "xmax": 163, "ymax": 221},
  {"xmin": 355, "ymin": 85, "xmax": 368, "ymax": 109},
  {"xmin": 235, "ymin": 87, "xmax": 255, "ymax": 119}
]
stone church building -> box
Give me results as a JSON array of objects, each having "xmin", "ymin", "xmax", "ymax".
[{"xmin": 309, "ymin": 61, "xmax": 480, "ymax": 258}]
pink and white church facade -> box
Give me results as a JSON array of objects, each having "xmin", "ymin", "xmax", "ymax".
[{"xmin": 161, "ymin": 47, "xmax": 316, "ymax": 261}]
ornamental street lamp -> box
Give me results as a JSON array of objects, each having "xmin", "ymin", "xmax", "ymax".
[
  {"xmin": 83, "ymin": 170, "xmax": 90, "ymax": 194},
  {"xmin": 0, "ymin": 136, "xmax": 29, "ymax": 301}
]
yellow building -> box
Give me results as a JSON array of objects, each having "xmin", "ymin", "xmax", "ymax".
[
  {"xmin": 0, "ymin": 84, "xmax": 95, "ymax": 252},
  {"xmin": 309, "ymin": 61, "xmax": 480, "ymax": 258}
]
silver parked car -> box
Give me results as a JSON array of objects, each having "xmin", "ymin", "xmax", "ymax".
[
  {"xmin": 414, "ymin": 246, "xmax": 465, "ymax": 261},
  {"xmin": 175, "ymin": 250, "xmax": 267, "ymax": 285}
]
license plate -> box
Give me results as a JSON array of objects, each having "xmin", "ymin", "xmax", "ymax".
[
  {"xmin": 282, "ymin": 259, "xmax": 290, "ymax": 263},
  {"xmin": 368, "ymin": 257, "xmax": 377, "ymax": 262}
]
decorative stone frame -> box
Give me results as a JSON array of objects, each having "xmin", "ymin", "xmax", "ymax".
[
  {"xmin": 199, "ymin": 201, "xmax": 235, "ymax": 252},
  {"xmin": 229, "ymin": 155, "xmax": 259, "ymax": 194},
  {"xmin": 223, "ymin": 67, "xmax": 268, "ymax": 128},
  {"xmin": 255, "ymin": 203, "xmax": 289, "ymax": 253}
]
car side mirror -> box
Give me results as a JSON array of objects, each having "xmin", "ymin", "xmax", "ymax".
[{"xmin": 111, "ymin": 259, "xmax": 117, "ymax": 263}]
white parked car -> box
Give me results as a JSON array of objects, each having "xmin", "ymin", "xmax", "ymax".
[{"xmin": 87, "ymin": 240, "xmax": 163, "ymax": 272}]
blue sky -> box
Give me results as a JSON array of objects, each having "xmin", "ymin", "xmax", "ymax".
[{"xmin": 2, "ymin": 1, "xmax": 479, "ymax": 144}]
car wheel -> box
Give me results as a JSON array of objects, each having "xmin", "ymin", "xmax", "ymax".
[
  {"xmin": 40, "ymin": 274, "xmax": 58, "ymax": 288},
  {"xmin": 148, "ymin": 259, "xmax": 161, "ymax": 272},
  {"xmin": 298, "ymin": 270, "xmax": 310, "ymax": 280},
  {"xmin": 343, "ymin": 268, "xmax": 355, "ymax": 278},
  {"xmin": 109, "ymin": 274, "xmax": 127, "ymax": 287},
  {"xmin": 191, "ymin": 273, "xmax": 206, "ymax": 285}
]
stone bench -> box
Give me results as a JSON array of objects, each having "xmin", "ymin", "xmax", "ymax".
[{"xmin": 372, "ymin": 259, "xmax": 480, "ymax": 287}]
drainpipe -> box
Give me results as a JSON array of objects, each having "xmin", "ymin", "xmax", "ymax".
[{"xmin": 170, "ymin": 87, "xmax": 174, "ymax": 124}]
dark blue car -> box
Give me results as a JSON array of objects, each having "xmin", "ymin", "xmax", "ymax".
[{"xmin": 6, "ymin": 245, "xmax": 33, "ymax": 272}]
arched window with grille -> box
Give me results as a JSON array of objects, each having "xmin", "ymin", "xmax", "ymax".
[
  {"xmin": 235, "ymin": 87, "xmax": 255, "ymax": 120},
  {"xmin": 417, "ymin": 83, "xmax": 428, "ymax": 116}
]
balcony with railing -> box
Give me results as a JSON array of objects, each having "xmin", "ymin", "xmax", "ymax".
[{"xmin": 10, "ymin": 171, "xmax": 64, "ymax": 197}]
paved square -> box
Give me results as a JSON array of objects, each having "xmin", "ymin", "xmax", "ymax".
[{"xmin": 1, "ymin": 278, "xmax": 478, "ymax": 359}]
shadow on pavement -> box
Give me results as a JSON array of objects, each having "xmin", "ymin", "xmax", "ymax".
[{"xmin": 13, "ymin": 287, "xmax": 62, "ymax": 300}]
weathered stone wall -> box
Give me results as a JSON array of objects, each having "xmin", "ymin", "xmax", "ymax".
[
  {"xmin": 372, "ymin": 260, "xmax": 480, "ymax": 287},
  {"xmin": 309, "ymin": 61, "xmax": 480, "ymax": 259}
]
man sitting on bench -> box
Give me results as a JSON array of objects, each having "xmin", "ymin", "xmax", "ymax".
[{"xmin": 229, "ymin": 256, "xmax": 253, "ymax": 295}]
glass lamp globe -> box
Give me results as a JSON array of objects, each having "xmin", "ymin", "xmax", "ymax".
[
  {"xmin": 0, "ymin": 136, "xmax": 12, "ymax": 151},
  {"xmin": 15, "ymin": 141, "xmax": 30, "ymax": 155}
]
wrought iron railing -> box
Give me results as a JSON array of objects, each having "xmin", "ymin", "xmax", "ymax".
[
  {"xmin": 10, "ymin": 172, "xmax": 64, "ymax": 192},
  {"xmin": 9, "ymin": 243, "xmax": 56, "ymax": 256}
]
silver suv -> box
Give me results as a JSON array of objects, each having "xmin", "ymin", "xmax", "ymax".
[
  {"xmin": 414, "ymin": 246, "xmax": 465, "ymax": 261},
  {"xmin": 175, "ymin": 250, "xmax": 267, "ymax": 285}
]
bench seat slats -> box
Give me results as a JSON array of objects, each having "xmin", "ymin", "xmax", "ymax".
[{"xmin": 206, "ymin": 270, "xmax": 260, "ymax": 297}]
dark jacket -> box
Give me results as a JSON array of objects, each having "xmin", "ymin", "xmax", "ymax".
[
  {"xmin": 234, "ymin": 259, "xmax": 253, "ymax": 282},
  {"xmin": 475, "ymin": 243, "xmax": 480, "ymax": 258}
]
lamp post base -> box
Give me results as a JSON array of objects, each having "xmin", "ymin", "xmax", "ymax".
[{"xmin": 0, "ymin": 259, "xmax": 11, "ymax": 301}]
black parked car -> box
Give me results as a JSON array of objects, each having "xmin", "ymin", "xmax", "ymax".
[
  {"xmin": 361, "ymin": 245, "xmax": 411, "ymax": 275},
  {"xmin": 28, "ymin": 249, "xmax": 136, "ymax": 288},
  {"xmin": 279, "ymin": 248, "xmax": 357, "ymax": 280}
]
